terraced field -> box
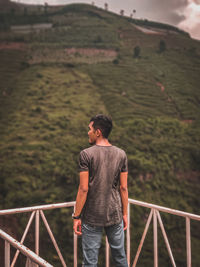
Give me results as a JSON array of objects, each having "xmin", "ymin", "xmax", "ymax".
[{"xmin": 0, "ymin": 3, "xmax": 200, "ymax": 266}]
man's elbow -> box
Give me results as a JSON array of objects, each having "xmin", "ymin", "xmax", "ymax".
[
  {"xmin": 79, "ymin": 186, "xmax": 88, "ymax": 194},
  {"xmin": 120, "ymin": 185, "xmax": 128, "ymax": 192}
]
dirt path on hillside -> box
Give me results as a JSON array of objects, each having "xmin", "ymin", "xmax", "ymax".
[
  {"xmin": 156, "ymin": 81, "xmax": 182, "ymax": 118},
  {"xmin": 157, "ymin": 82, "xmax": 165, "ymax": 92},
  {"xmin": 156, "ymin": 82, "xmax": 194, "ymax": 123},
  {"xmin": 133, "ymin": 25, "xmax": 179, "ymax": 36},
  {"xmin": 134, "ymin": 25, "xmax": 166, "ymax": 35}
]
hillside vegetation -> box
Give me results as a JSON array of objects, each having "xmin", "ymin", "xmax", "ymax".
[{"xmin": 0, "ymin": 3, "xmax": 200, "ymax": 266}]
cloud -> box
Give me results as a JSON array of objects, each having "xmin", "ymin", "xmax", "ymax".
[
  {"xmin": 178, "ymin": 1, "xmax": 200, "ymax": 39},
  {"xmin": 94, "ymin": 0, "xmax": 187, "ymax": 25},
  {"xmin": 120, "ymin": 0, "xmax": 188, "ymax": 24},
  {"xmin": 193, "ymin": 0, "xmax": 200, "ymax": 4},
  {"xmin": 126, "ymin": 0, "xmax": 200, "ymax": 40}
]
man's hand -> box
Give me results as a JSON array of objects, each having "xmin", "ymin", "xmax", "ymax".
[
  {"xmin": 123, "ymin": 215, "xmax": 128, "ymax": 231},
  {"xmin": 73, "ymin": 219, "xmax": 82, "ymax": 235}
]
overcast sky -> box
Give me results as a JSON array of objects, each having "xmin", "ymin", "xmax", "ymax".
[{"xmin": 16, "ymin": 0, "xmax": 200, "ymax": 40}]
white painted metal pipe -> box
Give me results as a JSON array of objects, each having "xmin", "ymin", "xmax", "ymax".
[
  {"xmin": 73, "ymin": 231, "xmax": 78, "ymax": 267},
  {"xmin": 35, "ymin": 211, "xmax": 40, "ymax": 267},
  {"xmin": 0, "ymin": 199, "xmax": 199, "ymax": 267},
  {"xmin": 5, "ymin": 240, "xmax": 10, "ymax": 267},
  {"xmin": 186, "ymin": 217, "xmax": 191, "ymax": 267},
  {"xmin": 35, "ymin": 211, "xmax": 40, "ymax": 257},
  {"xmin": 0, "ymin": 202, "xmax": 76, "ymax": 216},
  {"xmin": 73, "ymin": 206, "xmax": 78, "ymax": 267},
  {"xmin": 1, "ymin": 199, "xmax": 199, "ymax": 221},
  {"xmin": 132, "ymin": 209, "xmax": 153, "ymax": 267},
  {"xmin": 156, "ymin": 210, "xmax": 176, "ymax": 267},
  {"xmin": 40, "ymin": 210, "xmax": 67, "ymax": 267},
  {"xmin": 127, "ymin": 202, "xmax": 130, "ymax": 266},
  {"xmin": 153, "ymin": 209, "xmax": 158, "ymax": 267},
  {"xmin": 0, "ymin": 229, "xmax": 53, "ymax": 267},
  {"xmin": 11, "ymin": 211, "xmax": 36, "ymax": 267},
  {"xmin": 106, "ymin": 236, "xmax": 110, "ymax": 267},
  {"xmin": 128, "ymin": 199, "xmax": 200, "ymax": 221}
]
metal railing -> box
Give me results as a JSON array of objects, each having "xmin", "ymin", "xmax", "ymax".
[
  {"xmin": 0, "ymin": 228, "xmax": 53, "ymax": 267},
  {"xmin": 0, "ymin": 199, "xmax": 200, "ymax": 267},
  {"xmin": 0, "ymin": 202, "xmax": 75, "ymax": 267},
  {"xmin": 126, "ymin": 199, "xmax": 200, "ymax": 267}
]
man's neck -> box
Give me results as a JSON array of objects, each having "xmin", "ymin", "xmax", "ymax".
[{"xmin": 95, "ymin": 138, "xmax": 112, "ymax": 146}]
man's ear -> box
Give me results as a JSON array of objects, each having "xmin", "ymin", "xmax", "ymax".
[{"xmin": 96, "ymin": 129, "xmax": 102, "ymax": 137}]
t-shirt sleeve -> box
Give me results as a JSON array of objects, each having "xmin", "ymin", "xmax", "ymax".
[
  {"xmin": 121, "ymin": 153, "xmax": 128, "ymax": 172},
  {"xmin": 79, "ymin": 150, "xmax": 89, "ymax": 172}
]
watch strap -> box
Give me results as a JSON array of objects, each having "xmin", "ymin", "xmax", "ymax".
[{"xmin": 72, "ymin": 213, "xmax": 81, "ymax": 219}]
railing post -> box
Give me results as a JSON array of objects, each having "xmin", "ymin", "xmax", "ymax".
[
  {"xmin": 35, "ymin": 210, "xmax": 40, "ymax": 256},
  {"xmin": 73, "ymin": 231, "xmax": 77, "ymax": 267},
  {"xmin": 106, "ymin": 237, "xmax": 110, "ymax": 267},
  {"xmin": 73, "ymin": 206, "xmax": 78, "ymax": 267},
  {"xmin": 5, "ymin": 240, "xmax": 10, "ymax": 267},
  {"xmin": 35, "ymin": 210, "xmax": 40, "ymax": 267},
  {"xmin": 106, "ymin": 236, "xmax": 110, "ymax": 267},
  {"xmin": 127, "ymin": 202, "xmax": 130, "ymax": 266},
  {"xmin": 153, "ymin": 209, "xmax": 158, "ymax": 267},
  {"xmin": 186, "ymin": 217, "xmax": 191, "ymax": 267}
]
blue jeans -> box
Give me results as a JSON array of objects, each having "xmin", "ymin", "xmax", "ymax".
[{"xmin": 82, "ymin": 221, "xmax": 128, "ymax": 267}]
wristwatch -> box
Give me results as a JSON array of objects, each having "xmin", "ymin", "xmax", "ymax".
[{"xmin": 72, "ymin": 213, "xmax": 81, "ymax": 219}]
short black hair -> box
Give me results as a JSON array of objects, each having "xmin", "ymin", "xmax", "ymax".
[{"xmin": 90, "ymin": 114, "xmax": 112, "ymax": 138}]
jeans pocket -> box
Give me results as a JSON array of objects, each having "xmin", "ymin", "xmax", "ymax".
[{"xmin": 82, "ymin": 222, "xmax": 102, "ymax": 233}]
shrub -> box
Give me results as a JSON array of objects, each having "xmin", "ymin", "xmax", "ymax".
[
  {"xmin": 113, "ymin": 58, "xmax": 119, "ymax": 64},
  {"xmin": 133, "ymin": 46, "xmax": 141, "ymax": 58},
  {"xmin": 35, "ymin": 107, "xmax": 42, "ymax": 113},
  {"xmin": 64, "ymin": 63, "xmax": 75, "ymax": 68},
  {"xmin": 94, "ymin": 35, "xmax": 102, "ymax": 43},
  {"xmin": 188, "ymin": 47, "xmax": 197, "ymax": 56},
  {"xmin": 20, "ymin": 61, "xmax": 30, "ymax": 69},
  {"xmin": 158, "ymin": 40, "xmax": 166, "ymax": 53},
  {"xmin": 36, "ymin": 73, "xmax": 43, "ymax": 78}
]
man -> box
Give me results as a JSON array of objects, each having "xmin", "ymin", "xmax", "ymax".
[{"xmin": 73, "ymin": 114, "xmax": 128, "ymax": 267}]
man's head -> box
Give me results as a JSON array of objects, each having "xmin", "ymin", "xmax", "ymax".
[{"xmin": 88, "ymin": 114, "xmax": 113, "ymax": 145}]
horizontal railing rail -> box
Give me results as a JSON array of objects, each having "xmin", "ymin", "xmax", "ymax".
[
  {"xmin": 0, "ymin": 201, "xmax": 76, "ymax": 216},
  {"xmin": 0, "ymin": 199, "xmax": 199, "ymax": 267},
  {"xmin": 128, "ymin": 198, "xmax": 200, "ymax": 221},
  {"xmin": 1, "ymin": 199, "xmax": 198, "ymax": 220}
]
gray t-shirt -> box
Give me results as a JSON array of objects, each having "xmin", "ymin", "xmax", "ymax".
[{"xmin": 79, "ymin": 145, "xmax": 128, "ymax": 226}]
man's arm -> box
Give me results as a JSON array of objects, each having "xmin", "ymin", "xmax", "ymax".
[
  {"xmin": 73, "ymin": 171, "xmax": 89, "ymax": 235},
  {"xmin": 119, "ymin": 171, "xmax": 128, "ymax": 230}
]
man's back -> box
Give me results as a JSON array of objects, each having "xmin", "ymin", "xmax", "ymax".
[
  {"xmin": 73, "ymin": 114, "xmax": 128, "ymax": 267},
  {"xmin": 79, "ymin": 145, "xmax": 128, "ymax": 226}
]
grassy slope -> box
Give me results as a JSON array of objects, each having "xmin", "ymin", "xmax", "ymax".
[{"xmin": 0, "ymin": 3, "xmax": 200, "ymax": 266}]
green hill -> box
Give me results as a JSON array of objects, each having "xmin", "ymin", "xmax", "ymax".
[{"xmin": 0, "ymin": 3, "xmax": 200, "ymax": 266}]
